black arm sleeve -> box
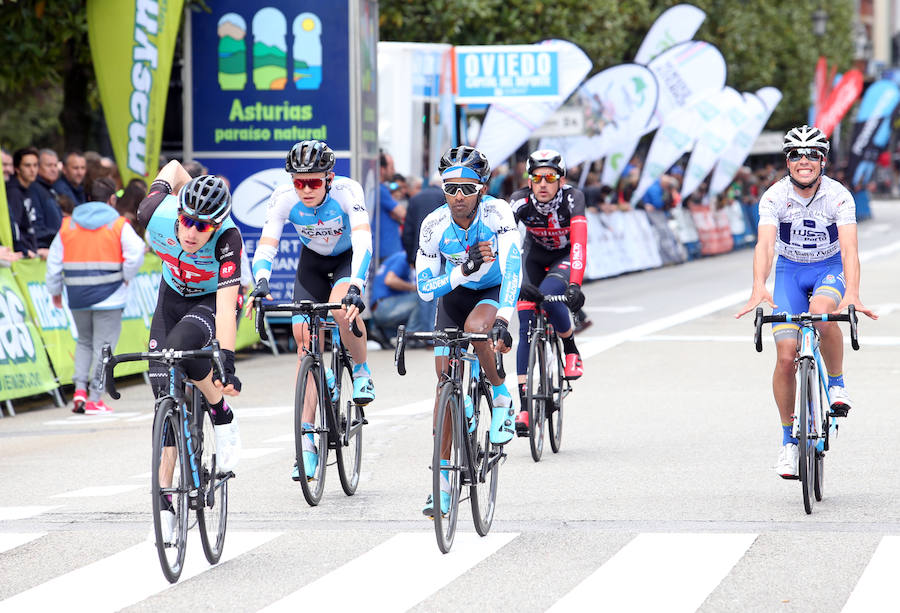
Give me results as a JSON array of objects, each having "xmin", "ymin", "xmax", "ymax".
[
  {"xmin": 215, "ymin": 227, "xmax": 244, "ymax": 290},
  {"xmin": 137, "ymin": 182, "xmax": 171, "ymax": 228}
]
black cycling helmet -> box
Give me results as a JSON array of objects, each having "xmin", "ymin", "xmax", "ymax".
[
  {"xmin": 179, "ymin": 175, "xmax": 231, "ymax": 224},
  {"xmin": 286, "ymin": 140, "xmax": 336, "ymax": 174},
  {"xmin": 526, "ymin": 148, "xmax": 566, "ymax": 177},
  {"xmin": 438, "ymin": 146, "xmax": 491, "ymax": 183}
]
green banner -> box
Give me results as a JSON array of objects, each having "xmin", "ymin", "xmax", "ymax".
[
  {"xmin": 0, "ymin": 177, "xmax": 13, "ymax": 249},
  {"xmin": 0, "ymin": 268, "xmax": 58, "ymax": 401},
  {"xmin": 87, "ymin": 0, "xmax": 185, "ymax": 185}
]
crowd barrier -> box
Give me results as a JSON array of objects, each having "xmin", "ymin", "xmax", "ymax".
[{"xmin": 0, "ymin": 252, "xmax": 259, "ymax": 407}]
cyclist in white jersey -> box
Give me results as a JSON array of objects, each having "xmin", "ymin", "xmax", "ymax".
[
  {"xmin": 249, "ymin": 140, "xmax": 374, "ymax": 482},
  {"xmin": 736, "ymin": 125, "xmax": 877, "ymax": 479}
]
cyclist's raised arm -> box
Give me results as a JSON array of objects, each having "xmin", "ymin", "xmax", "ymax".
[
  {"xmin": 337, "ymin": 178, "xmax": 373, "ymax": 292},
  {"xmin": 154, "ymin": 160, "xmax": 192, "ymax": 195},
  {"xmin": 251, "ymin": 184, "xmax": 293, "ymax": 284},
  {"xmin": 735, "ymin": 224, "xmax": 776, "ymax": 318},
  {"xmin": 493, "ymin": 202, "xmax": 523, "ymax": 323},
  {"xmin": 567, "ymin": 188, "xmax": 588, "ymax": 287}
]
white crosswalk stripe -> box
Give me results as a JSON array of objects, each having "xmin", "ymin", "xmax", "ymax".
[
  {"xmin": 0, "ymin": 531, "xmax": 278, "ymax": 612},
  {"xmin": 842, "ymin": 535, "xmax": 900, "ymax": 613},
  {"xmin": 0, "ymin": 534, "xmax": 44, "ymax": 554},
  {"xmin": 0, "ymin": 506, "xmax": 59, "ymax": 521},
  {"xmin": 548, "ymin": 533, "xmax": 757, "ymax": 613},
  {"xmin": 261, "ymin": 532, "xmax": 518, "ymax": 612}
]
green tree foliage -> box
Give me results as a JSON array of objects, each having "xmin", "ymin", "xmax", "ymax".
[{"xmin": 379, "ymin": 0, "xmax": 855, "ymax": 132}]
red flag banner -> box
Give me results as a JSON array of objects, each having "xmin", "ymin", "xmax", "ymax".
[{"xmin": 816, "ymin": 69, "xmax": 863, "ymax": 137}]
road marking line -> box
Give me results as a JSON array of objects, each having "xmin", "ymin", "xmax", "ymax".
[
  {"xmin": 237, "ymin": 406, "xmax": 293, "ymax": 419},
  {"xmin": 263, "ymin": 434, "xmax": 294, "ymax": 444},
  {"xmin": 0, "ymin": 533, "xmax": 44, "ymax": 554},
  {"xmin": 0, "ymin": 506, "xmax": 61, "ymax": 521},
  {"xmin": 239, "ymin": 448, "xmax": 281, "ymax": 460},
  {"xmin": 42, "ymin": 417, "xmax": 119, "ymax": 426},
  {"xmin": 0, "ymin": 531, "xmax": 278, "ymax": 612},
  {"xmin": 549, "ymin": 533, "xmax": 756, "ymax": 613},
  {"xmin": 51, "ymin": 485, "xmax": 143, "ymax": 498},
  {"xmin": 125, "ymin": 413, "xmax": 155, "ymax": 422},
  {"xmin": 371, "ymin": 398, "xmax": 433, "ymax": 416},
  {"xmin": 627, "ymin": 334, "xmax": 900, "ymax": 346},
  {"xmin": 260, "ymin": 532, "xmax": 518, "ymax": 612},
  {"xmin": 129, "ymin": 472, "xmax": 151, "ymax": 480},
  {"xmin": 842, "ymin": 535, "xmax": 900, "ymax": 613},
  {"xmin": 582, "ymin": 305, "xmax": 644, "ymax": 313}
]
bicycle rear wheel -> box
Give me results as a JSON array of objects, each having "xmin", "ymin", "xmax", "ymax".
[
  {"xmin": 526, "ymin": 335, "xmax": 547, "ymax": 462},
  {"xmin": 433, "ymin": 383, "xmax": 461, "ymax": 553},
  {"xmin": 197, "ymin": 406, "xmax": 228, "ymax": 564},
  {"xmin": 547, "ymin": 334, "xmax": 565, "ymax": 454},
  {"xmin": 296, "ymin": 355, "xmax": 327, "ymax": 506},
  {"xmin": 335, "ymin": 352, "xmax": 363, "ymax": 496},
  {"xmin": 470, "ymin": 380, "xmax": 498, "ymax": 537},
  {"xmin": 798, "ymin": 359, "xmax": 816, "ymax": 514},
  {"xmin": 151, "ymin": 398, "xmax": 188, "ymax": 583}
]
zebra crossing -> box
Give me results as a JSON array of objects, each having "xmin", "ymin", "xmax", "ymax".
[{"xmin": 1, "ymin": 517, "xmax": 897, "ymax": 612}]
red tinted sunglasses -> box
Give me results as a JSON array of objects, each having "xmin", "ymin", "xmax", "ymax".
[
  {"xmin": 178, "ymin": 213, "xmax": 218, "ymax": 233},
  {"xmin": 293, "ymin": 177, "xmax": 325, "ymax": 190}
]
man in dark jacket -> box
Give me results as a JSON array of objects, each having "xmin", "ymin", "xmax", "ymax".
[
  {"xmin": 53, "ymin": 151, "xmax": 87, "ymax": 205},
  {"xmin": 5, "ymin": 147, "xmax": 38, "ymax": 256},
  {"xmin": 30, "ymin": 148, "xmax": 64, "ymax": 250}
]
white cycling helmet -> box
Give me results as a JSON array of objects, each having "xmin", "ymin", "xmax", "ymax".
[{"xmin": 782, "ymin": 125, "xmax": 830, "ymax": 154}]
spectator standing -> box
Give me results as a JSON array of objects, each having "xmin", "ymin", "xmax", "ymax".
[
  {"xmin": 30, "ymin": 149, "xmax": 64, "ymax": 252},
  {"xmin": 46, "ymin": 177, "xmax": 145, "ymax": 414},
  {"xmin": 1, "ymin": 148, "xmax": 13, "ymax": 182},
  {"xmin": 377, "ymin": 151, "xmax": 406, "ymax": 262},
  {"xmin": 369, "ymin": 250, "xmax": 418, "ymax": 342},
  {"xmin": 54, "ymin": 151, "xmax": 87, "ymax": 205},
  {"xmin": 5, "ymin": 147, "xmax": 39, "ymax": 256},
  {"xmin": 406, "ymin": 175, "xmax": 423, "ymax": 200},
  {"xmin": 400, "ymin": 172, "xmax": 444, "ymax": 332}
]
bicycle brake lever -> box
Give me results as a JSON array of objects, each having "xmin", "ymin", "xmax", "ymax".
[
  {"xmin": 350, "ymin": 317, "xmax": 363, "ymax": 338},
  {"xmin": 395, "ymin": 325, "xmax": 407, "ymax": 376},
  {"xmin": 849, "ymin": 304, "xmax": 859, "ymax": 351},
  {"xmin": 753, "ymin": 307, "xmax": 764, "ymax": 353},
  {"xmin": 210, "ymin": 339, "xmax": 226, "ymax": 381},
  {"xmin": 100, "ymin": 343, "xmax": 121, "ymax": 400},
  {"xmin": 254, "ymin": 299, "xmax": 269, "ymax": 341}
]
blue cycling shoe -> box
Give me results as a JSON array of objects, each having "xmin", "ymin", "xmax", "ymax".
[
  {"xmin": 422, "ymin": 491, "xmax": 451, "ymax": 518},
  {"xmin": 352, "ymin": 376, "xmax": 375, "ymax": 405},
  {"xmin": 489, "ymin": 403, "xmax": 516, "ymax": 445}
]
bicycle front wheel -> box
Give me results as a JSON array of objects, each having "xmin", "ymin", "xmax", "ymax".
[
  {"xmin": 151, "ymin": 398, "xmax": 188, "ymax": 583},
  {"xmin": 547, "ymin": 334, "xmax": 565, "ymax": 454},
  {"xmin": 798, "ymin": 359, "xmax": 816, "ymax": 514},
  {"xmin": 469, "ymin": 381, "xmax": 498, "ymax": 537},
  {"xmin": 296, "ymin": 355, "xmax": 327, "ymax": 506},
  {"xmin": 197, "ymin": 406, "xmax": 228, "ymax": 564},
  {"xmin": 335, "ymin": 352, "xmax": 363, "ymax": 496},
  {"xmin": 433, "ymin": 383, "xmax": 461, "ymax": 553},
  {"xmin": 526, "ymin": 335, "xmax": 547, "ymax": 462}
]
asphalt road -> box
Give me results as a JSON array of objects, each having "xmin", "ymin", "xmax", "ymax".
[{"xmin": 2, "ymin": 201, "xmax": 900, "ymax": 612}]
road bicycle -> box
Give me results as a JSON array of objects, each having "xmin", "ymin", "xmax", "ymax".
[
  {"xmin": 254, "ymin": 298, "xmax": 366, "ymax": 506},
  {"xmin": 753, "ymin": 306, "xmax": 859, "ymax": 514},
  {"xmin": 521, "ymin": 293, "xmax": 572, "ymax": 462},
  {"xmin": 394, "ymin": 325, "xmax": 506, "ymax": 553},
  {"xmin": 100, "ymin": 341, "xmax": 233, "ymax": 583}
]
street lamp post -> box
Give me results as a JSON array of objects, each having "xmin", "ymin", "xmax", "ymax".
[{"xmin": 812, "ymin": 8, "xmax": 828, "ymax": 37}]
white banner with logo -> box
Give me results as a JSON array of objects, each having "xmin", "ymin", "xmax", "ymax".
[
  {"xmin": 680, "ymin": 87, "xmax": 747, "ymax": 197},
  {"xmin": 475, "ymin": 40, "xmax": 591, "ymax": 165},
  {"xmin": 602, "ymin": 41, "xmax": 727, "ymax": 187},
  {"xmin": 708, "ymin": 86, "xmax": 782, "ymax": 196},
  {"xmin": 584, "ymin": 209, "xmax": 663, "ymax": 280},
  {"xmin": 634, "ymin": 3, "xmax": 706, "ymax": 64}
]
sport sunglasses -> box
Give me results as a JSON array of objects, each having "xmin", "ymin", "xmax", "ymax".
[
  {"xmin": 786, "ymin": 148, "xmax": 824, "ymax": 162},
  {"xmin": 293, "ymin": 177, "xmax": 325, "ymax": 190},
  {"xmin": 442, "ymin": 182, "xmax": 483, "ymax": 196},
  {"xmin": 530, "ymin": 173, "xmax": 560, "ymax": 184},
  {"xmin": 178, "ymin": 213, "xmax": 218, "ymax": 233}
]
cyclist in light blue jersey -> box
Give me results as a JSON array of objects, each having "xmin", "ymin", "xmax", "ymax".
[
  {"xmin": 249, "ymin": 140, "xmax": 374, "ymax": 481},
  {"xmin": 416, "ymin": 146, "xmax": 522, "ymax": 517},
  {"xmin": 736, "ymin": 125, "xmax": 877, "ymax": 479}
]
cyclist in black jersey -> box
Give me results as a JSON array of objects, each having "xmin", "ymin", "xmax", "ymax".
[{"xmin": 508, "ymin": 150, "xmax": 587, "ymax": 434}]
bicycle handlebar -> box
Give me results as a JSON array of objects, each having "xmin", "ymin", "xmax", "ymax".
[
  {"xmin": 100, "ymin": 340, "xmax": 226, "ymax": 400},
  {"xmin": 394, "ymin": 325, "xmax": 504, "ymax": 379},
  {"xmin": 253, "ymin": 298, "xmax": 363, "ymax": 340},
  {"xmin": 753, "ymin": 305, "xmax": 859, "ymax": 352}
]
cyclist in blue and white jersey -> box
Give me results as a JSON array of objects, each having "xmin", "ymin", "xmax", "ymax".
[
  {"xmin": 249, "ymin": 140, "xmax": 374, "ymax": 481},
  {"xmin": 736, "ymin": 125, "xmax": 877, "ymax": 479},
  {"xmin": 138, "ymin": 161, "xmax": 244, "ymax": 542},
  {"xmin": 416, "ymin": 146, "xmax": 522, "ymax": 517}
]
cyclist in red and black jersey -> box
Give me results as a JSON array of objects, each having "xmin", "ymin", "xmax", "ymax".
[{"xmin": 508, "ymin": 149, "xmax": 587, "ymax": 435}]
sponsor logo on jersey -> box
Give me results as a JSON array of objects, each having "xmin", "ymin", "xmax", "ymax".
[
  {"xmin": 166, "ymin": 238, "xmax": 176, "ymax": 246},
  {"xmin": 220, "ymin": 244, "xmax": 234, "ymax": 259},
  {"xmin": 823, "ymin": 274, "xmax": 836, "ymax": 284},
  {"xmin": 220, "ymin": 262, "xmax": 237, "ymax": 278},
  {"xmin": 149, "ymin": 338, "xmax": 157, "ymax": 349},
  {"xmin": 158, "ymin": 252, "xmax": 216, "ymax": 283}
]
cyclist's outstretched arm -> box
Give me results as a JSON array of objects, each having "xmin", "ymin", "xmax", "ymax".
[
  {"xmin": 494, "ymin": 207, "xmax": 522, "ymax": 324},
  {"xmin": 341, "ymin": 179, "xmax": 373, "ymax": 292},
  {"xmin": 567, "ymin": 189, "xmax": 588, "ymax": 287},
  {"xmin": 735, "ymin": 224, "xmax": 776, "ymax": 318},
  {"xmin": 836, "ymin": 224, "xmax": 877, "ymax": 319},
  {"xmin": 152, "ymin": 160, "xmax": 193, "ymax": 194},
  {"xmin": 251, "ymin": 184, "xmax": 294, "ymax": 288}
]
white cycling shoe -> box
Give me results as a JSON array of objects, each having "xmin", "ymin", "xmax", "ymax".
[
  {"xmin": 776, "ymin": 442, "xmax": 799, "ymax": 480},
  {"xmin": 828, "ymin": 386, "xmax": 852, "ymax": 417},
  {"xmin": 149, "ymin": 509, "xmax": 177, "ymax": 546},
  {"xmin": 214, "ymin": 420, "xmax": 242, "ymax": 472}
]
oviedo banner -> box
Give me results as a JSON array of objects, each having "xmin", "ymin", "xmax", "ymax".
[
  {"xmin": 87, "ymin": 0, "xmax": 185, "ymax": 185},
  {"xmin": 0, "ymin": 268, "xmax": 58, "ymax": 402}
]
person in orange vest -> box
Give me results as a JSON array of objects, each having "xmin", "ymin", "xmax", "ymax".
[{"xmin": 46, "ymin": 176, "xmax": 146, "ymax": 414}]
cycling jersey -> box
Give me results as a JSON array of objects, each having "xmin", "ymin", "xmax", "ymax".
[
  {"xmin": 252, "ymin": 176, "xmax": 372, "ymax": 289},
  {"xmin": 139, "ymin": 190, "xmax": 243, "ymax": 298},
  {"xmin": 416, "ymin": 195, "xmax": 522, "ymax": 322},
  {"xmin": 509, "ymin": 184, "xmax": 587, "ymax": 285},
  {"xmin": 757, "ymin": 175, "xmax": 856, "ymax": 264}
]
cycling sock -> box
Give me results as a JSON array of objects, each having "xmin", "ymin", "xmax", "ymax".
[
  {"xmin": 353, "ymin": 362, "xmax": 371, "ymax": 379},
  {"xmin": 782, "ymin": 424, "xmax": 798, "ymax": 445},
  {"xmin": 440, "ymin": 459, "xmax": 451, "ymax": 492},
  {"xmin": 210, "ymin": 398, "xmax": 234, "ymax": 425},
  {"xmin": 492, "ymin": 383, "xmax": 511, "ymax": 407},
  {"xmin": 828, "ymin": 372, "xmax": 844, "ymax": 388},
  {"xmin": 518, "ymin": 382, "xmax": 527, "ymax": 407},
  {"xmin": 562, "ymin": 334, "xmax": 578, "ymax": 355},
  {"xmin": 160, "ymin": 493, "xmax": 174, "ymax": 513}
]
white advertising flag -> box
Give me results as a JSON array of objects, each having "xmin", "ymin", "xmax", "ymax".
[
  {"xmin": 680, "ymin": 87, "xmax": 746, "ymax": 198},
  {"xmin": 634, "ymin": 3, "xmax": 706, "ymax": 64}
]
